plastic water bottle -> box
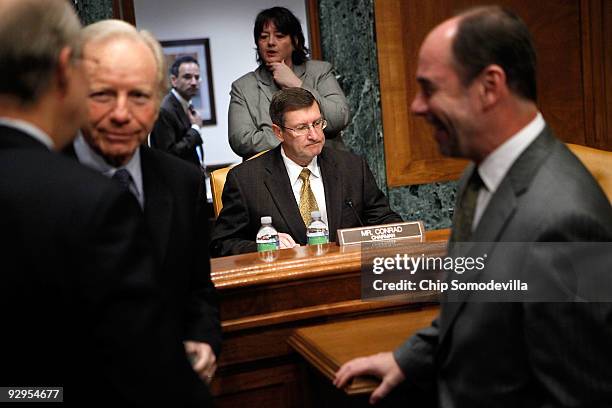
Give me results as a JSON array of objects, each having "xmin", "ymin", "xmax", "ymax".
[
  {"xmin": 307, "ymin": 211, "xmax": 329, "ymax": 245},
  {"xmin": 256, "ymin": 216, "xmax": 279, "ymax": 253}
]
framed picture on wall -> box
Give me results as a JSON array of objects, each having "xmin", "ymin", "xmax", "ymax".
[{"xmin": 160, "ymin": 38, "xmax": 216, "ymax": 125}]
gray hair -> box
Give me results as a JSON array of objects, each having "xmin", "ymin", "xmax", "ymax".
[
  {"xmin": 0, "ymin": 0, "xmax": 82, "ymax": 104},
  {"xmin": 82, "ymin": 20, "xmax": 166, "ymax": 100}
]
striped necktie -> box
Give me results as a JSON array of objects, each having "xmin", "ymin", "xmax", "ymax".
[{"xmin": 112, "ymin": 168, "xmax": 132, "ymax": 193}]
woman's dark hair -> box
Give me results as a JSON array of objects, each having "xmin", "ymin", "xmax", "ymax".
[{"xmin": 253, "ymin": 6, "xmax": 309, "ymax": 66}]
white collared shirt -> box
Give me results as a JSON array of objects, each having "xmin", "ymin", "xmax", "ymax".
[
  {"xmin": 280, "ymin": 147, "xmax": 328, "ymax": 226},
  {"xmin": 0, "ymin": 117, "xmax": 54, "ymax": 150},
  {"xmin": 473, "ymin": 112, "xmax": 545, "ymax": 229},
  {"xmin": 73, "ymin": 133, "xmax": 145, "ymax": 208}
]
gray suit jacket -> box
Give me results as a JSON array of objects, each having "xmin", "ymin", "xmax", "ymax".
[
  {"xmin": 394, "ymin": 128, "xmax": 612, "ymax": 407},
  {"xmin": 228, "ymin": 60, "xmax": 350, "ymax": 158}
]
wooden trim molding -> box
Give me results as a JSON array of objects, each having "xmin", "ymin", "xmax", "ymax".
[
  {"xmin": 375, "ymin": 0, "xmax": 468, "ymax": 187},
  {"xmin": 112, "ymin": 0, "xmax": 135, "ymax": 25},
  {"xmin": 375, "ymin": 0, "xmax": 612, "ymax": 188},
  {"xmin": 306, "ymin": 0, "xmax": 322, "ymax": 60}
]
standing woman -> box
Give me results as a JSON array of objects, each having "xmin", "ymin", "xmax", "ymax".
[{"xmin": 229, "ymin": 6, "xmax": 350, "ymax": 159}]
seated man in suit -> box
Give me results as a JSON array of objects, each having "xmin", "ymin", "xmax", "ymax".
[
  {"xmin": 68, "ymin": 19, "xmax": 221, "ymax": 383},
  {"xmin": 0, "ymin": 1, "xmax": 211, "ymax": 405},
  {"xmin": 211, "ymin": 87, "xmax": 402, "ymax": 256},
  {"xmin": 150, "ymin": 55, "xmax": 204, "ymax": 168}
]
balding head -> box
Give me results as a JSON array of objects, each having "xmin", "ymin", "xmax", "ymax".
[
  {"xmin": 452, "ymin": 6, "xmax": 537, "ymax": 102},
  {"xmin": 411, "ymin": 7, "xmax": 538, "ymax": 163}
]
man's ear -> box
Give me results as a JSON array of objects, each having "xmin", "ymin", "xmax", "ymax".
[
  {"xmin": 170, "ymin": 75, "xmax": 178, "ymax": 88},
  {"xmin": 479, "ymin": 64, "xmax": 506, "ymax": 109},
  {"xmin": 272, "ymin": 124, "xmax": 284, "ymax": 143},
  {"xmin": 55, "ymin": 46, "xmax": 73, "ymax": 95}
]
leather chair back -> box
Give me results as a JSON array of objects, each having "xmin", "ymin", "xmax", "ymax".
[
  {"xmin": 567, "ymin": 143, "xmax": 612, "ymax": 203},
  {"xmin": 210, "ymin": 150, "xmax": 270, "ymax": 217}
]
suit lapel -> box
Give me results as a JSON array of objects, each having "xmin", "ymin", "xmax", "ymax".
[
  {"xmin": 140, "ymin": 147, "xmax": 173, "ymax": 264},
  {"xmin": 254, "ymin": 66, "xmax": 276, "ymax": 103},
  {"xmin": 439, "ymin": 128, "xmax": 556, "ymax": 344},
  {"xmin": 319, "ymin": 148, "xmax": 343, "ymax": 241},
  {"xmin": 263, "ymin": 147, "xmax": 306, "ymax": 241}
]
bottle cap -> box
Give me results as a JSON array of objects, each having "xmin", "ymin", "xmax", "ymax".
[
  {"xmin": 310, "ymin": 210, "xmax": 321, "ymax": 219},
  {"xmin": 261, "ymin": 216, "xmax": 272, "ymax": 224}
]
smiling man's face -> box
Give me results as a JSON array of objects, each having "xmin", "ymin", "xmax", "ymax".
[
  {"xmin": 81, "ymin": 36, "xmax": 159, "ymax": 166},
  {"xmin": 410, "ymin": 17, "xmax": 482, "ymax": 160}
]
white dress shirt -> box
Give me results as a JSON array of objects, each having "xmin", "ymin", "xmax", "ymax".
[
  {"xmin": 280, "ymin": 147, "xmax": 328, "ymax": 226},
  {"xmin": 73, "ymin": 133, "xmax": 145, "ymax": 208},
  {"xmin": 473, "ymin": 112, "xmax": 545, "ymax": 230}
]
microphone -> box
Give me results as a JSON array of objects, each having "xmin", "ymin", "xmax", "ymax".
[{"xmin": 344, "ymin": 198, "xmax": 364, "ymax": 227}]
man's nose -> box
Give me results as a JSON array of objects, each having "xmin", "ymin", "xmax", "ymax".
[
  {"xmin": 411, "ymin": 91, "xmax": 428, "ymax": 116},
  {"xmin": 306, "ymin": 126, "xmax": 320, "ymax": 140},
  {"xmin": 110, "ymin": 95, "xmax": 131, "ymax": 123}
]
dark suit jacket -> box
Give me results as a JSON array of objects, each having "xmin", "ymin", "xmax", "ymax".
[
  {"xmin": 65, "ymin": 143, "xmax": 222, "ymax": 356},
  {"xmin": 394, "ymin": 128, "xmax": 612, "ymax": 407},
  {"xmin": 210, "ymin": 145, "xmax": 402, "ymax": 256},
  {"xmin": 0, "ymin": 126, "xmax": 211, "ymax": 406},
  {"xmin": 139, "ymin": 146, "xmax": 221, "ymax": 355},
  {"xmin": 150, "ymin": 92, "xmax": 202, "ymax": 167}
]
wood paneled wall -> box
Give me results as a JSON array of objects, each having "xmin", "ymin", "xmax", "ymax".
[{"xmin": 375, "ymin": 0, "xmax": 612, "ymax": 187}]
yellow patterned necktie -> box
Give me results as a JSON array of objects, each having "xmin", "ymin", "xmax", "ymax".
[{"xmin": 298, "ymin": 168, "xmax": 319, "ymax": 226}]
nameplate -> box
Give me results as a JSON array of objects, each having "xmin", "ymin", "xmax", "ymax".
[{"xmin": 337, "ymin": 221, "xmax": 425, "ymax": 246}]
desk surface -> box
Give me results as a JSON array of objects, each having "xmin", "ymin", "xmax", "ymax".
[
  {"xmin": 211, "ymin": 229, "xmax": 450, "ymax": 289},
  {"xmin": 288, "ymin": 306, "xmax": 440, "ymax": 395},
  {"xmin": 209, "ymin": 229, "xmax": 449, "ymax": 406}
]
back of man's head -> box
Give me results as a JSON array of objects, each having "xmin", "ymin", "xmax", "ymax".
[
  {"xmin": 452, "ymin": 6, "xmax": 537, "ymax": 102},
  {"xmin": 269, "ymin": 87, "xmax": 319, "ymax": 127},
  {"xmin": 0, "ymin": 0, "xmax": 81, "ymax": 105}
]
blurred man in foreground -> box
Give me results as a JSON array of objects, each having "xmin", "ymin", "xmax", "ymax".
[
  {"xmin": 0, "ymin": 1, "xmax": 211, "ymax": 404},
  {"xmin": 68, "ymin": 19, "xmax": 221, "ymax": 382}
]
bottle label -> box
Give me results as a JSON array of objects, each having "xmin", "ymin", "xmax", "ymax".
[
  {"xmin": 257, "ymin": 241, "xmax": 278, "ymax": 252},
  {"xmin": 307, "ymin": 232, "xmax": 329, "ymax": 245}
]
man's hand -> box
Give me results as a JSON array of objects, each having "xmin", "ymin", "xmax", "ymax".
[
  {"xmin": 334, "ymin": 352, "xmax": 406, "ymax": 405},
  {"xmin": 278, "ymin": 232, "xmax": 300, "ymax": 249},
  {"xmin": 267, "ymin": 60, "xmax": 302, "ymax": 89},
  {"xmin": 187, "ymin": 105, "xmax": 203, "ymax": 127},
  {"xmin": 184, "ymin": 341, "xmax": 216, "ymax": 384}
]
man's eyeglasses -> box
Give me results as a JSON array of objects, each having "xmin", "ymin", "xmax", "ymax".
[{"xmin": 281, "ymin": 118, "xmax": 327, "ymax": 136}]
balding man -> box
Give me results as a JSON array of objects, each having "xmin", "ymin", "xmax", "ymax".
[
  {"xmin": 335, "ymin": 6, "xmax": 612, "ymax": 407},
  {"xmin": 0, "ymin": 1, "xmax": 210, "ymax": 405},
  {"xmin": 65, "ymin": 20, "xmax": 221, "ymax": 383}
]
